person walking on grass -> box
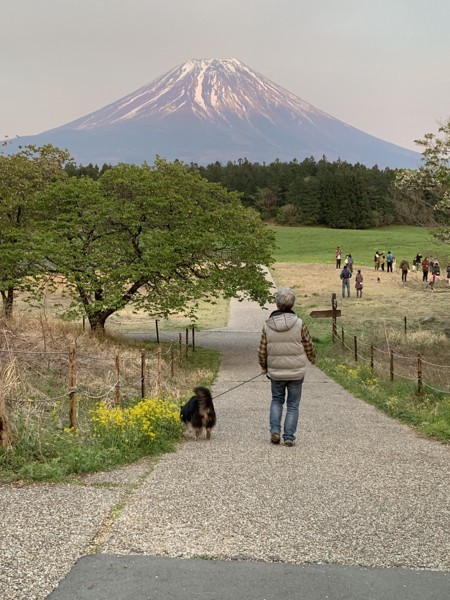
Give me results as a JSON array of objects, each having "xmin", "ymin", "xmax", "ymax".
[
  {"xmin": 400, "ymin": 257, "xmax": 410, "ymax": 282},
  {"xmin": 355, "ymin": 269, "xmax": 363, "ymax": 298},
  {"xmin": 258, "ymin": 288, "xmax": 316, "ymax": 447},
  {"xmin": 340, "ymin": 264, "xmax": 352, "ymax": 297}
]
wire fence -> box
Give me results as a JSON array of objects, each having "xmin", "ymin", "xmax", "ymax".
[
  {"xmin": 332, "ymin": 322, "xmax": 450, "ymax": 396},
  {"xmin": 0, "ymin": 327, "xmax": 196, "ymax": 448}
]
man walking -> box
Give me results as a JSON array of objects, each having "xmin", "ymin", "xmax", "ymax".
[
  {"xmin": 340, "ymin": 264, "xmax": 352, "ymax": 297},
  {"xmin": 258, "ymin": 289, "xmax": 316, "ymax": 447}
]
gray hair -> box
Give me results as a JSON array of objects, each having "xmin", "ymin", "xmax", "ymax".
[{"xmin": 274, "ymin": 288, "xmax": 296, "ymax": 310}]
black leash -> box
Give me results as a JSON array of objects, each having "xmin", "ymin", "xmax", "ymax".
[{"xmin": 212, "ymin": 373, "xmax": 265, "ymax": 400}]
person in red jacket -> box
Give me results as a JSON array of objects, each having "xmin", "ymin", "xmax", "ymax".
[{"xmin": 422, "ymin": 257, "xmax": 430, "ymax": 282}]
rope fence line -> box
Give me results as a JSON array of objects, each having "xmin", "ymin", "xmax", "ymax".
[
  {"xmin": 0, "ymin": 328, "xmax": 197, "ymax": 443},
  {"xmin": 334, "ymin": 324, "xmax": 450, "ymax": 396}
]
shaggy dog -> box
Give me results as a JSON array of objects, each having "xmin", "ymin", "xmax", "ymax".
[{"xmin": 180, "ymin": 386, "xmax": 216, "ymax": 440}]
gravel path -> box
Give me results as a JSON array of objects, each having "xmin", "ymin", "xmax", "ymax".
[
  {"xmin": 100, "ymin": 295, "xmax": 450, "ymax": 570},
  {"xmin": 1, "ymin": 290, "xmax": 449, "ymax": 599}
]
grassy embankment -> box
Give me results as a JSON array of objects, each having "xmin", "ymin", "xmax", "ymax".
[
  {"xmin": 0, "ymin": 309, "xmax": 222, "ymax": 483},
  {"xmin": 271, "ymin": 225, "xmax": 450, "ymax": 442}
]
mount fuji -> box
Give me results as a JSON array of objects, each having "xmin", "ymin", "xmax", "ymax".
[{"xmin": 4, "ymin": 58, "xmax": 419, "ymax": 168}]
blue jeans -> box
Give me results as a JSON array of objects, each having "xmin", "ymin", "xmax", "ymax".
[
  {"xmin": 270, "ymin": 379, "xmax": 303, "ymax": 442},
  {"xmin": 342, "ymin": 278, "xmax": 350, "ymax": 297}
]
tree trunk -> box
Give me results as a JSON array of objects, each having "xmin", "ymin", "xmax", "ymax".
[
  {"xmin": 88, "ymin": 314, "xmax": 107, "ymax": 336},
  {"xmin": 1, "ymin": 287, "xmax": 14, "ymax": 320},
  {"xmin": 87, "ymin": 310, "xmax": 116, "ymax": 335}
]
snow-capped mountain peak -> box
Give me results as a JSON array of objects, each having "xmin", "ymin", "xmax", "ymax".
[
  {"xmin": 62, "ymin": 58, "xmax": 326, "ymax": 131},
  {"xmin": 7, "ymin": 58, "xmax": 419, "ymax": 168}
]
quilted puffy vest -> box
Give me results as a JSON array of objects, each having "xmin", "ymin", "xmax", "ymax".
[{"xmin": 265, "ymin": 312, "xmax": 307, "ymax": 381}]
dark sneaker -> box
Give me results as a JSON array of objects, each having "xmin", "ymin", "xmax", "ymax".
[
  {"xmin": 270, "ymin": 432, "xmax": 281, "ymax": 444},
  {"xmin": 284, "ymin": 439, "xmax": 295, "ymax": 447}
]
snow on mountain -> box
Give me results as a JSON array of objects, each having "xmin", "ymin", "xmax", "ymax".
[
  {"xmin": 4, "ymin": 58, "xmax": 420, "ymax": 168},
  {"xmin": 58, "ymin": 58, "xmax": 327, "ymax": 131}
]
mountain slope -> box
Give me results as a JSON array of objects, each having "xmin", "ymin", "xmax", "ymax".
[{"xmin": 3, "ymin": 58, "xmax": 419, "ymax": 168}]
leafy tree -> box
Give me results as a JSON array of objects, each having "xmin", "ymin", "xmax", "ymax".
[
  {"xmin": 394, "ymin": 120, "xmax": 450, "ymax": 242},
  {"xmin": 36, "ymin": 160, "xmax": 276, "ymax": 332},
  {"xmin": 0, "ymin": 145, "xmax": 71, "ymax": 318}
]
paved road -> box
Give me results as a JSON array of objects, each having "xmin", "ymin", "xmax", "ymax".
[{"xmin": 2, "ymin": 291, "xmax": 449, "ymax": 599}]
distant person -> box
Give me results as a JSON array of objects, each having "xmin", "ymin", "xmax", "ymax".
[
  {"xmin": 374, "ymin": 251, "xmax": 380, "ymax": 270},
  {"xmin": 347, "ymin": 253, "xmax": 354, "ymax": 273},
  {"xmin": 429, "ymin": 261, "xmax": 440, "ymax": 290},
  {"xmin": 414, "ymin": 253, "xmax": 422, "ymax": 271},
  {"xmin": 380, "ymin": 254, "xmax": 385, "ymax": 272},
  {"xmin": 386, "ymin": 251, "xmax": 394, "ymax": 273},
  {"xmin": 422, "ymin": 257, "xmax": 430, "ymax": 282},
  {"xmin": 340, "ymin": 264, "xmax": 352, "ymax": 297},
  {"xmin": 400, "ymin": 257, "xmax": 410, "ymax": 282},
  {"xmin": 446, "ymin": 262, "xmax": 450, "ymax": 286},
  {"xmin": 355, "ymin": 269, "xmax": 363, "ymax": 298},
  {"xmin": 336, "ymin": 247, "xmax": 342, "ymax": 269}
]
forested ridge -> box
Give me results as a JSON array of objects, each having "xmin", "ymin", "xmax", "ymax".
[{"xmin": 66, "ymin": 157, "xmax": 398, "ymax": 230}]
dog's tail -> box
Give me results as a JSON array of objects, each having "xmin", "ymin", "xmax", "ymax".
[{"xmin": 194, "ymin": 386, "xmax": 212, "ymax": 401}]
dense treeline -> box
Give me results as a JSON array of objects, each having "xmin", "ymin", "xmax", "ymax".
[
  {"xmin": 65, "ymin": 157, "xmax": 398, "ymax": 229},
  {"xmin": 190, "ymin": 157, "xmax": 398, "ymax": 229}
]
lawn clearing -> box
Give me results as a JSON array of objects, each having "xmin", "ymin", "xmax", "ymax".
[{"xmin": 272, "ymin": 225, "xmax": 447, "ymax": 267}]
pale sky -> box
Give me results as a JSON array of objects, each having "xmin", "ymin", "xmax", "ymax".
[{"xmin": 1, "ymin": 0, "xmax": 449, "ymax": 151}]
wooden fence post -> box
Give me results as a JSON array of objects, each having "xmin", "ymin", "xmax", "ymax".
[
  {"xmin": 178, "ymin": 332, "xmax": 182, "ymax": 365},
  {"xmin": 417, "ymin": 353, "xmax": 423, "ymax": 395},
  {"xmin": 69, "ymin": 344, "xmax": 77, "ymax": 429},
  {"xmin": 0, "ymin": 369, "xmax": 9, "ymax": 448},
  {"xmin": 370, "ymin": 343, "xmax": 374, "ymax": 372},
  {"xmin": 115, "ymin": 351, "xmax": 121, "ymax": 406},
  {"xmin": 155, "ymin": 319, "xmax": 160, "ymax": 344},
  {"xmin": 341, "ymin": 327, "xmax": 345, "ymax": 350},
  {"xmin": 156, "ymin": 346, "xmax": 162, "ymax": 391},
  {"xmin": 331, "ymin": 293, "xmax": 337, "ymax": 341},
  {"xmin": 185, "ymin": 328, "xmax": 189, "ymax": 358},
  {"xmin": 404, "ymin": 316, "xmax": 407, "ymax": 336},
  {"xmin": 192, "ymin": 324, "xmax": 195, "ymax": 352},
  {"xmin": 141, "ymin": 350, "xmax": 146, "ymax": 399},
  {"xmin": 390, "ymin": 349, "xmax": 394, "ymax": 382},
  {"xmin": 354, "ymin": 335, "xmax": 358, "ymax": 363}
]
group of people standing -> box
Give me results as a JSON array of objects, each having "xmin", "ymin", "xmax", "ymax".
[
  {"xmin": 396, "ymin": 253, "xmax": 447, "ymax": 287},
  {"xmin": 336, "ymin": 245, "xmax": 449, "ymax": 298},
  {"xmin": 336, "ymin": 248, "xmax": 363, "ymax": 298},
  {"xmin": 374, "ymin": 250, "xmax": 395, "ymax": 273}
]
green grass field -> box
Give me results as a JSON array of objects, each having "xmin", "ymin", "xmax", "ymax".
[{"xmin": 271, "ymin": 225, "xmax": 447, "ymax": 266}]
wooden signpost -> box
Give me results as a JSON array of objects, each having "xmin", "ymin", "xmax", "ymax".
[{"xmin": 310, "ymin": 293, "xmax": 341, "ymax": 341}]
